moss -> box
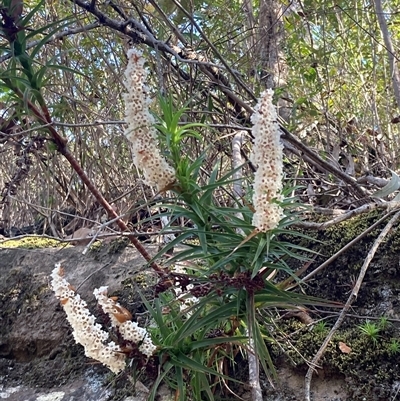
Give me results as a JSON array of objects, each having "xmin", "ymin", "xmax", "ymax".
[
  {"xmin": 0, "ymin": 235, "xmax": 65, "ymax": 249},
  {"xmin": 107, "ymin": 237, "xmax": 130, "ymax": 253},
  {"xmin": 88, "ymin": 240, "xmax": 103, "ymax": 252},
  {"xmin": 89, "ymin": 237, "xmax": 130, "ymax": 258},
  {"xmin": 274, "ymin": 318, "xmax": 400, "ymax": 400},
  {"xmin": 22, "ymin": 283, "xmax": 49, "ymax": 312},
  {"xmin": 291, "ymin": 210, "xmax": 388, "ymax": 256}
]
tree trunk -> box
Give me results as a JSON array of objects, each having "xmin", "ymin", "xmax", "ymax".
[{"xmin": 257, "ymin": 0, "xmax": 290, "ymax": 119}]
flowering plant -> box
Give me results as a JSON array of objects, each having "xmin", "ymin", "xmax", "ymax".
[
  {"xmin": 48, "ymin": 50, "xmax": 325, "ymax": 401},
  {"xmin": 0, "ymin": 5, "xmax": 328, "ymax": 399}
]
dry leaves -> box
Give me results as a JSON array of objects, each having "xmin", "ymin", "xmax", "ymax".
[{"xmin": 338, "ymin": 341, "xmax": 352, "ymax": 354}]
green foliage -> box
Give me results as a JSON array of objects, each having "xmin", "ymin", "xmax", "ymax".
[
  {"xmin": 312, "ymin": 320, "xmax": 329, "ymax": 334},
  {"xmin": 139, "ymin": 96, "xmax": 333, "ymax": 399},
  {"xmin": 282, "ymin": 0, "xmax": 400, "ymax": 172},
  {"xmin": 0, "ymin": 0, "xmax": 75, "ymax": 110},
  {"xmin": 276, "ymin": 319, "xmax": 400, "ymax": 398},
  {"xmin": 358, "ymin": 320, "xmax": 381, "ymax": 346},
  {"xmin": 156, "ymin": 95, "xmax": 203, "ymax": 161},
  {"xmin": 142, "ymin": 293, "xmax": 247, "ymax": 401},
  {"xmin": 387, "ymin": 339, "xmax": 400, "ymax": 356},
  {"xmin": 377, "ymin": 316, "xmax": 391, "ymax": 332}
]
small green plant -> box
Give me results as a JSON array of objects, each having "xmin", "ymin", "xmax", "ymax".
[
  {"xmin": 358, "ymin": 320, "xmax": 381, "ymax": 345},
  {"xmin": 377, "ymin": 316, "xmax": 391, "ymax": 331},
  {"xmin": 387, "ymin": 339, "xmax": 400, "ymax": 355},
  {"xmin": 312, "ymin": 320, "xmax": 328, "ymax": 334}
]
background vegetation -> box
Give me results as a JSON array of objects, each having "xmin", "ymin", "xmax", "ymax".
[{"xmin": 2, "ymin": 0, "xmax": 400, "ymax": 231}]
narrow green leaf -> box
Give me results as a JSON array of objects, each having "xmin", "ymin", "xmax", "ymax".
[
  {"xmin": 251, "ymin": 236, "xmax": 267, "ymax": 277},
  {"xmin": 176, "ymin": 366, "xmax": 185, "ymax": 401},
  {"xmin": 190, "ymin": 336, "xmax": 248, "ymax": 350},
  {"xmin": 148, "ymin": 361, "xmax": 174, "ymax": 401},
  {"xmin": 171, "ymin": 352, "xmax": 241, "ymax": 382}
]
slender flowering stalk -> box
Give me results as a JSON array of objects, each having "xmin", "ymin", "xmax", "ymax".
[
  {"xmin": 50, "ymin": 264, "xmax": 125, "ymax": 373},
  {"xmin": 123, "ymin": 49, "xmax": 176, "ymax": 191},
  {"xmin": 250, "ymin": 89, "xmax": 284, "ymax": 232}
]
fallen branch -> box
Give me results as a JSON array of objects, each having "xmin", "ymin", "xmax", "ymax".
[{"xmin": 296, "ymin": 200, "xmax": 398, "ymax": 230}]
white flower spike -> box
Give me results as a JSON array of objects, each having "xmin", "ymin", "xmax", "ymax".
[
  {"xmin": 250, "ymin": 89, "xmax": 284, "ymax": 232},
  {"xmin": 50, "ymin": 264, "xmax": 125, "ymax": 373},
  {"xmin": 123, "ymin": 49, "xmax": 175, "ymax": 191}
]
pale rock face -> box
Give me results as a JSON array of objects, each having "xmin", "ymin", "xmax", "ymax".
[
  {"xmin": 250, "ymin": 89, "xmax": 284, "ymax": 232},
  {"xmin": 123, "ymin": 49, "xmax": 175, "ymax": 191}
]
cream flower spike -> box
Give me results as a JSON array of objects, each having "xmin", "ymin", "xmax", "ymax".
[
  {"xmin": 50, "ymin": 264, "xmax": 125, "ymax": 373},
  {"xmin": 250, "ymin": 89, "xmax": 284, "ymax": 232},
  {"xmin": 123, "ymin": 49, "xmax": 176, "ymax": 191},
  {"xmin": 94, "ymin": 286, "xmax": 157, "ymax": 358}
]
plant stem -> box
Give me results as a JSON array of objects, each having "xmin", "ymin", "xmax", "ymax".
[{"xmin": 247, "ymin": 291, "xmax": 263, "ymax": 401}]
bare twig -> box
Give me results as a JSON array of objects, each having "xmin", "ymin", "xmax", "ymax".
[
  {"xmin": 53, "ymin": 120, "xmax": 125, "ymax": 127},
  {"xmin": 81, "ymin": 211, "xmax": 131, "ymax": 255},
  {"xmin": 304, "ymin": 208, "xmax": 400, "ymax": 401},
  {"xmin": 169, "ymin": 0, "xmax": 256, "ymax": 100},
  {"xmin": 5, "ymin": 80, "xmax": 166, "ymax": 274},
  {"xmin": 69, "ymin": 0, "xmax": 368, "ymax": 200},
  {"xmin": 71, "ymin": 0, "xmax": 243, "ymax": 75},
  {"xmin": 0, "ymin": 123, "xmax": 52, "ymax": 137},
  {"xmin": 391, "ymin": 383, "xmax": 400, "ymax": 401},
  {"xmin": 280, "ymin": 125, "xmax": 366, "ymax": 199},
  {"xmin": 147, "ymin": 0, "xmax": 188, "ymax": 46},
  {"xmin": 311, "ymin": 307, "xmax": 400, "ymax": 323},
  {"xmin": 357, "ymin": 174, "xmax": 388, "ymax": 188},
  {"xmin": 247, "ymin": 292, "xmax": 263, "ymax": 401},
  {"xmin": 8, "ymin": 195, "xmax": 101, "ymax": 227},
  {"xmin": 76, "ymin": 262, "xmax": 111, "ymax": 290}
]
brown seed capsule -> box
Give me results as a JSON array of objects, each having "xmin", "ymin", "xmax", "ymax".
[{"xmin": 112, "ymin": 304, "xmax": 132, "ymax": 323}]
